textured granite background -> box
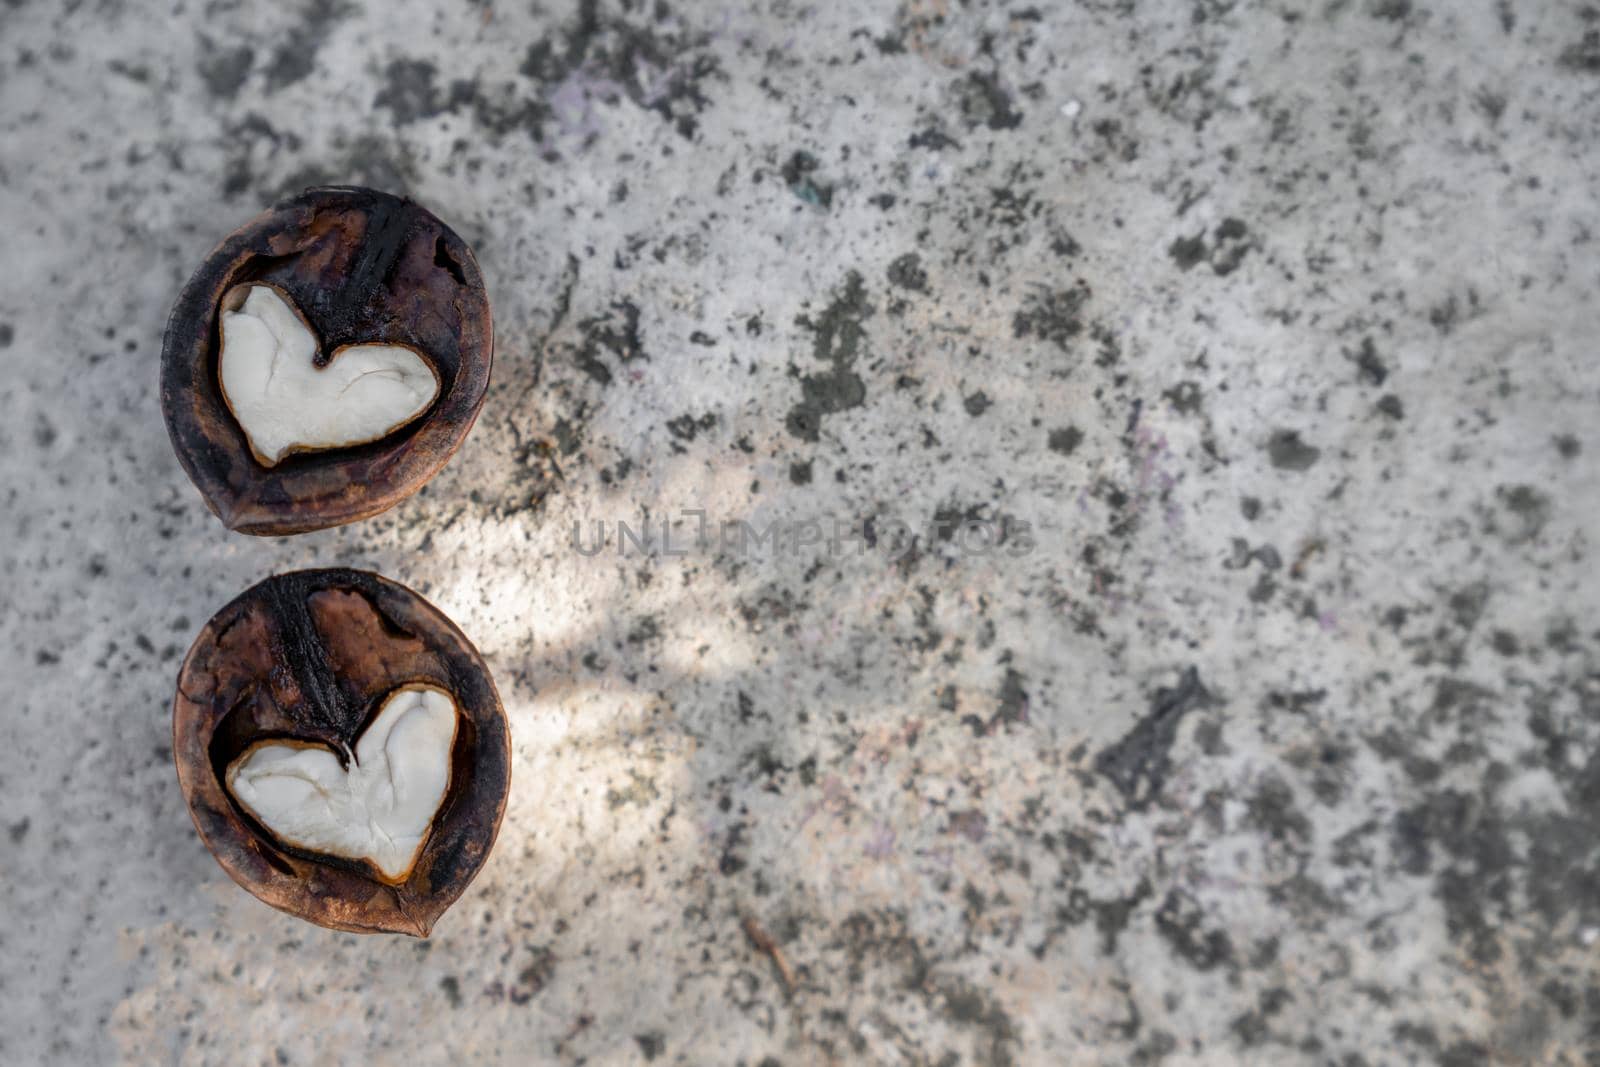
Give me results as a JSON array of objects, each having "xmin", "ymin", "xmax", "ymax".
[{"xmin": 3, "ymin": 0, "xmax": 1599, "ymax": 1064}]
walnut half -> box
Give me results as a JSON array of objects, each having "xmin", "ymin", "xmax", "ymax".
[
  {"xmin": 172, "ymin": 568, "xmax": 510, "ymax": 936},
  {"xmin": 161, "ymin": 186, "xmax": 492, "ymax": 535}
]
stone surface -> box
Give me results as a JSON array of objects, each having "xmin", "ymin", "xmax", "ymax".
[{"xmin": 3, "ymin": 1, "xmax": 1599, "ymax": 1064}]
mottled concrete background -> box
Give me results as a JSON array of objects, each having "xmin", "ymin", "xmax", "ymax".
[{"xmin": 3, "ymin": 0, "xmax": 1599, "ymax": 1064}]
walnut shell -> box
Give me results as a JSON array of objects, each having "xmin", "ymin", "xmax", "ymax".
[
  {"xmin": 173, "ymin": 568, "xmax": 510, "ymax": 936},
  {"xmin": 161, "ymin": 186, "xmax": 492, "ymax": 535}
]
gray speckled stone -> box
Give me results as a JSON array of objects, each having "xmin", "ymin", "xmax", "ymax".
[{"xmin": 3, "ymin": 0, "xmax": 1598, "ymax": 1063}]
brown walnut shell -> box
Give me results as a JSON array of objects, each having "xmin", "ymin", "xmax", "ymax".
[
  {"xmin": 173, "ymin": 568, "xmax": 510, "ymax": 936},
  {"xmin": 161, "ymin": 186, "xmax": 492, "ymax": 535}
]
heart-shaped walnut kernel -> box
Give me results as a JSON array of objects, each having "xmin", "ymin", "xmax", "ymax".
[
  {"xmin": 226, "ymin": 685, "xmax": 458, "ymax": 883},
  {"xmin": 173, "ymin": 569, "xmax": 510, "ymax": 936},
  {"xmin": 218, "ymin": 284, "xmax": 441, "ymax": 467},
  {"xmin": 161, "ymin": 186, "xmax": 493, "ymax": 535}
]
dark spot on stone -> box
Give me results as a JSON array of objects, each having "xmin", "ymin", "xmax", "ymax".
[
  {"xmin": 1559, "ymin": 29, "xmax": 1600, "ymax": 73},
  {"xmin": 1391, "ymin": 786, "xmax": 1516, "ymax": 964},
  {"xmin": 1266, "ymin": 430, "xmax": 1320, "ymax": 471},
  {"xmin": 666, "ymin": 412, "xmax": 717, "ymax": 442},
  {"xmin": 1164, "ymin": 381, "xmax": 1202, "ymax": 414},
  {"xmin": 1013, "ymin": 283, "xmax": 1089, "ymax": 351},
  {"xmin": 1047, "ymin": 426, "xmax": 1083, "ymax": 455},
  {"xmin": 964, "ymin": 391, "xmax": 992, "ymax": 417},
  {"xmin": 33, "ymin": 415, "xmax": 57, "ymax": 449},
  {"xmin": 1095, "ymin": 667, "xmax": 1215, "ymax": 806},
  {"xmin": 1553, "ymin": 434, "xmax": 1580, "ymax": 458},
  {"xmin": 1369, "ymin": 0, "xmax": 1411, "ymax": 19},
  {"xmin": 8, "ymin": 817, "xmax": 28, "ymax": 844},
  {"xmin": 781, "ymin": 150, "xmax": 832, "ymax": 209},
  {"xmin": 1352, "ymin": 336, "xmax": 1387, "ymax": 385},
  {"xmin": 519, "ymin": 38, "xmax": 561, "ymax": 82},
  {"xmin": 509, "ymin": 946, "xmax": 556, "ymax": 1004},
  {"xmin": 1449, "ymin": 582, "xmax": 1489, "ymax": 630},
  {"xmin": 1497, "ymin": 483, "xmax": 1551, "ymax": 543},
  {"xmin": 988, "ymin": 185, "xmax": 1036, "ymax": 231},
  {"xmin": 264, "ymin": 0, "xmax": 354, "ymax": 92},
  {"xmin": 197, "ymin": 38, "xmax": 254, "ymax": 99},
  {"xmin": 634, "ymin": 1033, "xmax": 664, "ymax": 1061},
  {"xmin": 519, "ymin": 4, "xmax": 721, "ymax": 138},
  {"xmin": 956, "ymin": 70, "xmax": 1023, "ymax": 130},
  {"xmin": 1168, "ymin": 233, "xmax": 1207, "ymax": 271},
  {"xmin": 1215, "ymin": 217, "xmax": 1248, "ymax": 241},
  {"xmin": 1210, "ymin": 219, "xmax": 1253, "ymax": 275},
  {"xmin": 963, "ymin": 883, "xmax": 987, "ymax": 922},
  {"xmin": 1194, "ymin": 717, "xmax": 1226, "ymax": 756},
  {"xmin": 991, "ymin": 668, "xmax": 1029, "ymax": 730},
  {"xmin": 1472, "ymin": 88, "xmax": 1507, "ymax": 123},
  {"xmin": 789, "ymin": 460, "xmax": 813, "ymax": 485},
  {"xmin": 624, "ymin": 616, "xmax": 661, "ymax": 646},
  {"xmin": 1232, "ymin": 987, "xmax": 1292, "ymax": 1047},
  {"xmin": 375, "ymin": 59, "xmax": 472, "ymax": 125},
  {"xmin": 1376, "ymin": 394, "xmax": 1404, "ymax": 419},
  {"xmin": 688, "ymin": 331, "xmax": 716, "ymax": 346},
  {"xmin": 948, "ymin": 810, "xmax": 987, "ymax": 843},
  {"xmin": 543, "ymin": 417, "xmax": 582, "ymax": 459},
  {"xmin": 1246, "ymin": 775, "xmax": 1312, "ymax": 846},
  {"xmin": 1266, "ymin": 688, "xmax": 1325, "ymax": 713},
  {"xmin": 0, "ymin": 323, "xmax": 12, "ymax": 348},
  {"xmin": 439, "ymin": 975, "xmax": 461, "ymax": 1008},
  {"xmin": 909, "ymin": 127, "xmax": 961, "ymax": 150},
  {"xmin": 718, "ymin": 824, "xmax": 747, "ymax": 875},
  {"xmin": 1081, "ymin": 882, "xmax": 1151, "ymax": 956},
  {"xmin": 1173, "ymin": 222, "xmax": 1253, "ymax": 275},
  {"xmin": 937, "ymin": 976, "xmax": 1019, "ymax": 1064},
  {"xmin": 1439, "ymin": 1043, "xmax": 1492, "ymax": 1067},
  {"xmin": 1154, "ymin": 888, "xmax": 1234, "ymax": 971},
  {"xmin": 576, "ymin": 299, "xmax": 645, "ymax": 384},
  {"xmin": 452, "ymin": 79, "xmax": 551, "ymax": 142},
  {"xmin": 886, "ymin": 252, "xmax": 927, "ymax": 292},
  {"xmin": 786, "ymin": 271, "xmax": 872, "ymax": 441},
  {"xmin": 1541, "ymin": 980, "xmax": 1579, "ymax": 1019},
  {"xmin": 1428, "ymin": 292, "xmax": 1475, "ymax": 334},
  {"xmin": 1393, "ymin": 1020, "xmax": 1440, "ymax": 1051},
  {"xmin": 1240, "ymin": 496, "xmax": 1261, "ymax": 520},
  {"xmin": 1051, "ymin": 232, "xmax": 1081, "ymax": 258},
  {"xmin": 108, "ymin": 59, "xmax": 152, "ymax": 84}
]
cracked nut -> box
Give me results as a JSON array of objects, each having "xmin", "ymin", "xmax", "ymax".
[
  {"xmin": 161, "ymin": 186, "xmax": 492, "ymax": 535},
  {"xmin": 173, "ymin": 568, "xmax": 510, "ymax": 935}
]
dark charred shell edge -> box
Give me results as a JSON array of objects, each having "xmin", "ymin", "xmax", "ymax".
[
  {"xmin": 160, "ymin": 186, "xmax": 492, "ymax": 536},
  {"xmin": 173, "ymin": 568, "xmax": 511, "ymax": 936}
]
